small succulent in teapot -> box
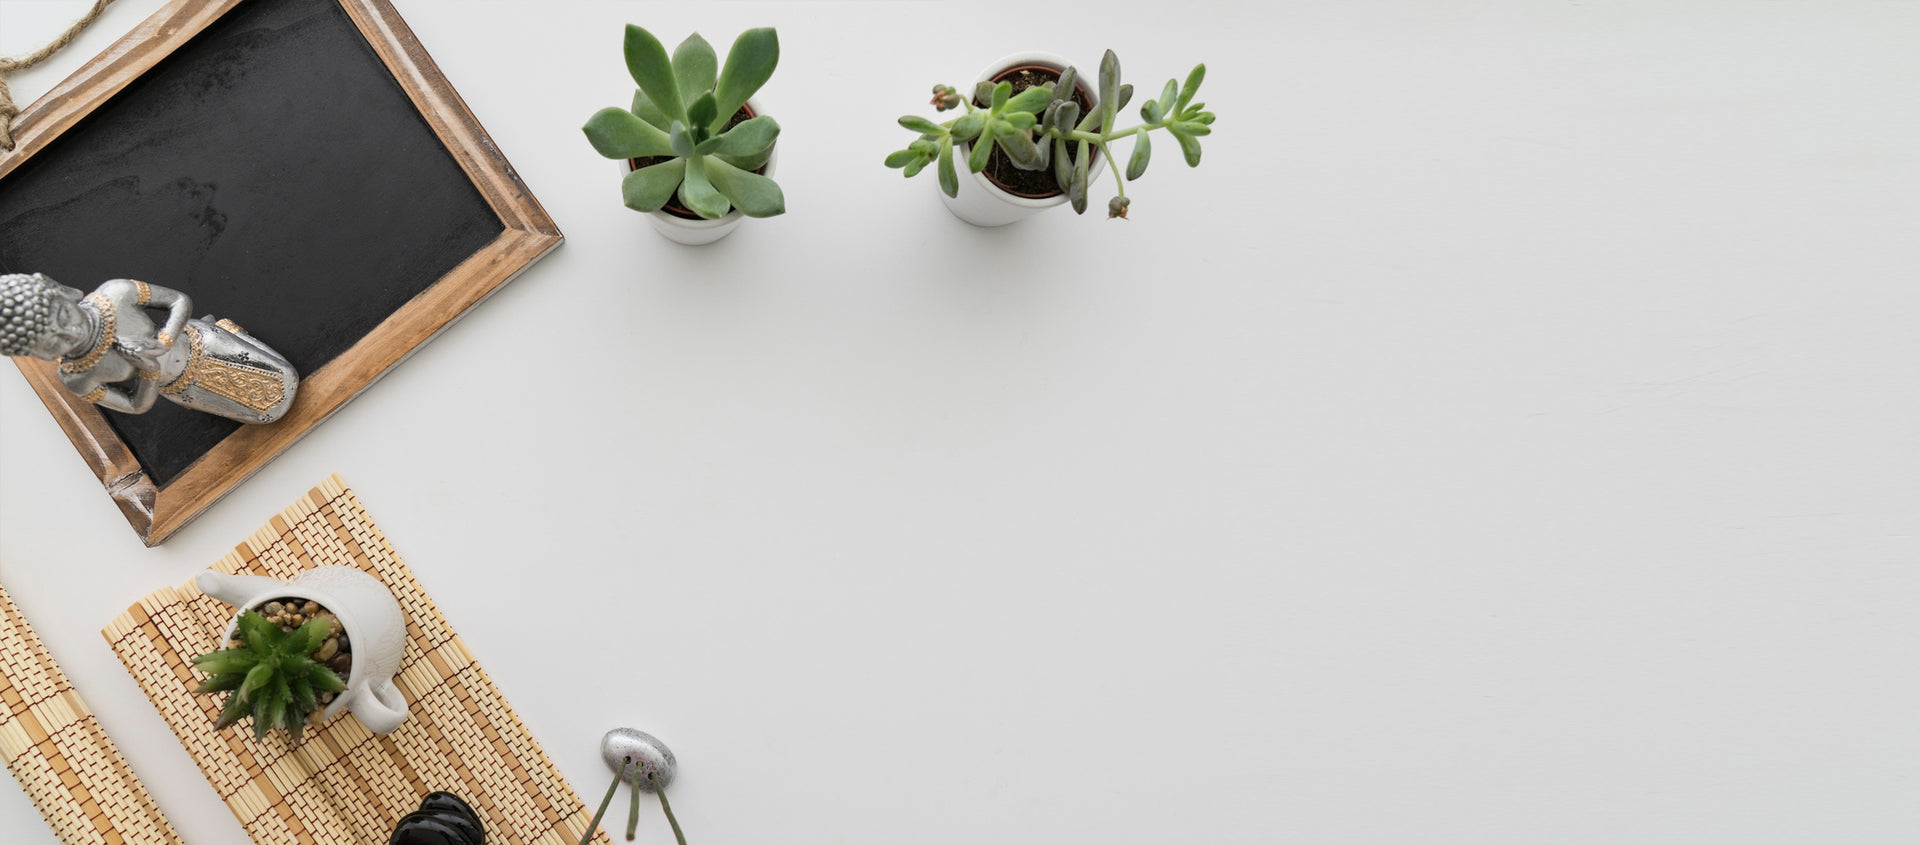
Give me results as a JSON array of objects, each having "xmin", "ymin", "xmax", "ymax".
[
  {"xmin": 887, "ymin": 50, "xmax": 1216, "ymax": 218},
  {"xmin": 583, "ymin": 25, "xmax": 785, "ymax": 220},
  {"xmin": 191, "ymin": 606, "xmax": 346, "ymax": 742}
]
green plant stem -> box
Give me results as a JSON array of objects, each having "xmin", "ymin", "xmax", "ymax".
[
  {"xmin": 1101, "ymin": 141, "xmax": 1127, "ymax": 199},
  {"xmin": 581, "ymin": 759, "xmax": 629, "ymax": 845},
  {"xmin": 653, "ymin": 774, "xmax": 688, "ymax": 845}
]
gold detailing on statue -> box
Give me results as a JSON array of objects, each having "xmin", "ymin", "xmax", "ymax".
[
  {"xmin": 156, "ymin": 330, "xmax": 173, "ymax": 348},
  {"xmin": 132, "ymin": 280, "xmax": 152, "ymax": 305},
  {"xmin": 59, "ymin": 294, "xmax": 117, "ymax": 373},
  {"xmin": 76, "ymin": 386, "xmax": 106, "ymax": 404},
  {"xmin": 214, "ymin": 318, "xmax": 244, "ymax": 335},
  {"xmin": 157, "ymin": 325, "xmax": 285, "ymax": 412},
  {"xmin": 197, "ymin": 357, "xmax": 287, "ymax": 412},
  {"xmin": 159, "ymin": 326, "xmax": 204, "ymax": 395},
  {"xmin": 138, "ymin": 366, "xmax": 166, "ymax": 380}
]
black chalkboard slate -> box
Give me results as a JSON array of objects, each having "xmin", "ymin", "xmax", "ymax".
[
  {"xmin": 0, "ymin": 0, "xmax": 559, "ymax": 544},
  {"xmin": 0, "ymin": 0, "xmax": 504, "ymax": 484}
]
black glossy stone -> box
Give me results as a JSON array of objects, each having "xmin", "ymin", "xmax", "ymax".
[{"xmin": 390, "ymin": 791, "xmax": 485, "ymax": 845}]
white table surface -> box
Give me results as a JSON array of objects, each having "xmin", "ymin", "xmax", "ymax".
[{"xmin": 2, "ymin": 1, "xmax": 1916, "ymax": 843}]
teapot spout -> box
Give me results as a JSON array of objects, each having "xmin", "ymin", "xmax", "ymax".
[{"xmin": 194, "ymin": 571, "xmax": 285, "ymax": 606}]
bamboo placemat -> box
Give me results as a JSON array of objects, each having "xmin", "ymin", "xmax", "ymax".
[
  {"xmin": 1, "ymin": 584, "xmax": 184, "ymax": 845},
  {"xmin": 102, "ymin": 475, "xmax": 610, "ymax": 845}
]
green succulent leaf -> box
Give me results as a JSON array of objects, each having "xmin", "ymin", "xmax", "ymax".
[
  {"xmin": 714, "ymin": 148, "xmax": 773, "ymax": 172},
  {"xmin": 678, "ymin": 155, "xmax": 732, "ymax": 219},
  {"xmin": 1170, "ymin": 127, "xmax": 1203, "ymax": 167},
  {"xmin": 1172, "ymin": 120, "xmax": 1212, "ymax": 137},
  {"xmin": 1127, "ymin": 132, "xmax": 1151, "ymax": 181},
  {"xmin": 1175, "ymin": 63, "xmax": 1206, "ymax": 112},
  {"xmin": 630, "ymin": 87, "xmax": 670, "ymax": 131},
  {"xmin": 972, "ymin": 81, "xmax": 994, "ymax": 106},
  {"xmin": 1097, "ymin": 51, "xmax": 1121, "ymax": 115},
  {"xmin": 1070, "ymin": 142, "xmax": 1091, "ymax": 214},
  {"xmin": 996, "ymin": 124, "xmax": 1042, "ymax": 170},
  {"xmin": 705, "ymin": 157, "xmax": 785, "ymax": 217},
  {"xmin": 1052, "ymin": 137, "xmax": 1073, "ymax": 190},
  {"xmin": 1005, "ymin": 112, "xmax": 1036, "ymax": 131},
  {"xmin": 622, "ymin": 158, "xmax": 686, "ymax": 212},
  {"xmin": 898, "ymin": 115, "xmax": 944, "ymax": 135},
  {"xmin": 1117, "ymin": 83, "xmax": 1134, "ymax": 111},
  {"xmin": 290, "ymin": 675, "xmax": 318, "ymax": 716},
  {"xmin": 715, "ymin": 115, "xmax": 779, "ymax": 157},
  {"xmin": 671, "ymin": 33, "xmax": 718, "ymax": 107},
  {"xmin": 240, "ymin": 662, "xmax": 273, "ymax": 702},
  {"xmin": 967, "ymin": 133, "xmax": 993, "ymax": 173},
  {"xmin": 687, "ymin": 93, "xmax": 719, "ymax": 138},
  {"xmin": 1156, "ymin": 79, "xmax": 1179, "ymax": 119},
  {"xmin": 902, "ymin": 157, "xmax": 930, "ymax": 178},
  {"xmin": 713, "ymin": 28, "xmax": 778, "ymax": 133},
  {"xmin": 990, "ymin": 81, "xmax": 1011, "ymax": 111},
  {"xmin": 197, "ymin": 673, "xmax": 245, "ymax": 694},
  {"xmin": 191, "ymin": 648, "xmax": 256, "ymax": 675},
  {"xmin": 695, "ymin": 136, "xmax": 723, "ymax": 155},
  {"xmin": 624, "ymin": 25, "xmax": 685, "ymax": 122},
  {"xmin": 285, "ymin": 708, "xmax": 305, "ymax": 746},
  {"xmin": 213, "ymin": 691, "xmax": 248, "ymax": 730},
  {"xmin": 584, "ymin": 107, "xmax": 675, "ymax": 159},
  {"xmin": 253, "ymin": 684, "xmax": 284, "ymax": 740},
  {"xmin": 1052, "ymin": 101, "xmax": 1081, "ymax": 134},
  {"xmin": 884, "ymin": 149, "xmax": 919, "ymax": 169},
  {"xmin": 1142, "ymin": 99, "xmax": 1163, "ymax": 124},
  {"xmin": 293, "ymin": 618, "xmax": 331, "ymax": 656},
  {"xmin": 1006, "ymin": 85, "xmax": 1055, "ymax": 115},
  {"xmin": 937, "ymin": 135, "xmax": 958, "ymax": 198},
  {"xmin": 1055, "ymin": 67, "xmax": 1079, "ymax": 104},
  {"xmin": 668, "ymin": 121, "xmax": 695, "ymax": 157},
  {"xmin": 236, "ymin": 610, "xmax": 278, "ymax": 649},
  {"xmin": 305, "ymin": 663, "xmax": 346, "ymax": 694},
  {"xmin": 951, "ymin": 112, "xmax": 985, "ymax": 142}
]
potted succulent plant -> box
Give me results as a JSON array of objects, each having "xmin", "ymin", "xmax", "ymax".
[
  {"xmin": 584, "ymin": 25, "xmax": 785, "ymax": 245},
  {"xmin": 192, "ymin": 567, "xmax": 410, "ymax": 740},
  {"xmin": 886, "ymin": 50, "xmax": 1215, "ymax": 226}
]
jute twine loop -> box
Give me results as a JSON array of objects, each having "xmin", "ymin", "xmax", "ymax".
[{"xmin": 0, "ymin": 0, "xmax": 118, "ymax": 151}]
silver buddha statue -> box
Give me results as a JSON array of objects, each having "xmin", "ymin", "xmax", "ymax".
[{"xmin": 0, "ymin": 273, "xmax": 298, "ymax": 423}]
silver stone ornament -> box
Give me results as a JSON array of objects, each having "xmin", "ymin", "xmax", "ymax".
[{"xmin": 601, "ymin": 727, "xmax": 676, "ymax": 792}]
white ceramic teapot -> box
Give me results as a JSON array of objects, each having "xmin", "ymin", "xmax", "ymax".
[{"xmin": 196, "ymin": 566, "xmax": 410, "ymax": 734}]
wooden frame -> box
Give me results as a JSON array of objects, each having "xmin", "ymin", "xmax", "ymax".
[{"xmin": 0, "ymin": 0, "xmax": 561, "ymax": 546}]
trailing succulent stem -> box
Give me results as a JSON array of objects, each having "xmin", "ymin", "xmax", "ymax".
[
  {"xmin": 191, "ymin": 609, "xmax": 345, "ymax": 743},
  {"xmin": 584, "ymin": 26, "xmax": 785, "ymax": 220},
  {"xmin": 886, "ymin": 50, "xmax": 1215, "ymax": 218}
]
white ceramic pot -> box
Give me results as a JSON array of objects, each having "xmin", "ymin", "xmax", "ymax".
[
  {"xmin": 940, "ymin": 52, "xmax": 1107, "ymax": 228},
  {"xmin": 628, "ymin": 97, "xmax": 775, "ymax": 246},
  {"xmin": 197, "ymin": 566, "xmax": 410, "ymax": 734}
]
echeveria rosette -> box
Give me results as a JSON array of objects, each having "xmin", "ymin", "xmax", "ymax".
[
  {"xmin": 886, "ymin": 50, "xmax": 1215, "ymax": 218},
  {"xmin": 191, "ymin": 609, "xmax": 344, "ymax": 743},
  {"xmin": 584, "ymin": 26, "xmax": 785, "ymax": 220}
]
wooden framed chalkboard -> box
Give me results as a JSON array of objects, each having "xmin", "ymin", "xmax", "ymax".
[{"xmin": 0, "ymin": 0, "xmax": 561, "ymax": 545}]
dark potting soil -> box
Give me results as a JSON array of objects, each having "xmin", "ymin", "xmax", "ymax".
[
  {"xmin": 629, "ymin": 105, "xmax": 766, "ymax": 220},
  {"xmin": 974, "ymin": 66, "xmax": 1097, "ymax": 199}
]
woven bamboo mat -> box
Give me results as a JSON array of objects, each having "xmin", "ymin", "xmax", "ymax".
[
  {"xmin": 1, "ymin": 584, "xmax": 184, "ymax": 845},
  {"xmin": 102, "ymin": 475, "xmax": 610, "ymax": 845}
]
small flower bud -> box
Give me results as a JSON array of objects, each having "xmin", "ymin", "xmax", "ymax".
[
  {"xmin": 930, "ymin": 84, "xmax": 962, "ymax": 111},
  {"xmin": 1107, "ymin": 196, "xmax": 1131, "ymax": 219}
]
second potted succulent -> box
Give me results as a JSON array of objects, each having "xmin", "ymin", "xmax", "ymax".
[
  {"xmin": 887, "ymin": 50, "xmax": 1216, "ymax": 226},
  {"xmin": 584, "ymin": 25, "xmax": 785, "ymax": 245}
]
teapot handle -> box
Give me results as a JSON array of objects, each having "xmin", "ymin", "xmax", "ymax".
[{"xmin": 345, "ymin": 679, "xmax": 409, "ymax": 734}]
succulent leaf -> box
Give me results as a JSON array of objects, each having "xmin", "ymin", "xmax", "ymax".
[
  {"xmin": 705, "ymin": 157, "xmax": 786, "ymax": 217},
  {"xmin": 937, "ymin": 136, "xmax": 958, "ymax": 198},
  {"xmin": 1156, "ymin": 79, "xmax": 1179, "ymax": 118},
  {"xmin": 885, "ymin": 150, "xmax": 917, "ymax": 169},
  {"xmin": 902, "ymin": 157, "xmax": 930, "ymax": 178},
  {"xmin": 967, "ymin": 133, "xmax": 993, "ymax": 172},
  {"xmin": 671, "ymin": 33, "xmax": 719, "ymax": 107},
  {"xmin": 687, "ymin": 93, "xmax": 719, "ymax": 138},
  {"xmin": 1170, "ymin": 127, "xmax": 1203, "ymax": 166},
  {"xmin": 240, "ymin": 662, "xmax": 273, "ymax": 702},
  {"xmin": 951, "ymin": 112, "xmax": 986, "ymax": 142},
  {"xmin": 584, "ymin": 108, "xmax": 675, "ymax": 159},
  {"xmin": 997, "ymin": 124, "xmax": 1043, "ymax": 170},
  {"xmin": 1143, "ymin": 100, "xmax": 1163, "ymax": 124},
  {"xmin": 1117, "ymin": 83, "xmax": 1134, "ymax": 110},
  {"xmin": 624, "ymin": 25, "xmax": 685, "ymax": 122},
  {"xmin": 714, "ymin": 148, "xmax": 773, "ymax": 172},
  {"xmin": 1070, "ymin": 141, "xmax": 1091, "ymax": 214},
  {"xmin": 622, "ymin": 159, "xmax": 686, "ymax": 212},
  {"xmin": 898, "ymin": 115, "xmax": 944, "ymax": 135},
  {"xmin": 630, "ymin": 88, "xmax": 671, "ymax": 131},
  {"xmin": 1055, "ymin": 67, "xmax": 1079, "ymax": 103},
  {"xmin": 678, "ymin": 156, "xmax": 732, "ymax": 219},
  {"xmin": 668, "ymin": 121, "xmax": 695, "ymax": 157},
  {"xmin": 715, "ymin": 115, "xmax": 779, "ymax": 156},
  {"xmin": 1175, "ymin": 64, "xmax": 1206, "ymax": 112},
  {"xmin": 1005, "ymin": 112, "xmax": 1036, "ymax": 131},
  {"xmin": 1006, "ymin": 85, "xmax": 1055, "ymax": 115},
  {"xmin": 990, "ymin": 81, "xmax": 1011, "ymax": 111},
  {"xmin": 236, "ymin": 610, "xmax": 278, "ymax": 649},
  {"xmin": 214, "ymin": 691, "xmax": 248, "ymax": 729},
  {"xmin": 1098, "ymin": 51, "xmax": 1121, "ymax": 115},
  {"xmin": 1127, "ymin": 132, "xmax": 1151, "ymax": 181},
  {"xmin": 197, "ymin": 673, "xmax": 244, "ymax": 694},
  {"xmin": 694, "ymin": 136, "xmax": 723, "ymax": 155},
  {"xmin": 192, "ymin": 648, "xmax": 256, "ymax": 675},
  {"xmin": 713, "ymin": 28, "xmax": 778, "ymax": 133},
  {"xmin": 305, "ymin": 662, "xmax": 347, "ymax": 694}
]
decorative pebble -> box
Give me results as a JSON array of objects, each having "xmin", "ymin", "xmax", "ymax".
[
  {"xmin": 263, "ymin": 601, "xmax": 284, "ymax": 617},
  {"xmin": 329, "ymin": 653, "xmax": 351, "ymax": 676},
  {"xmin": 315, "ymin": 638, "xmax": 338, "ymax": 661},
  {"xmin": 302, "ymin": 601, "xmax": 319, "ymax": 615}
]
